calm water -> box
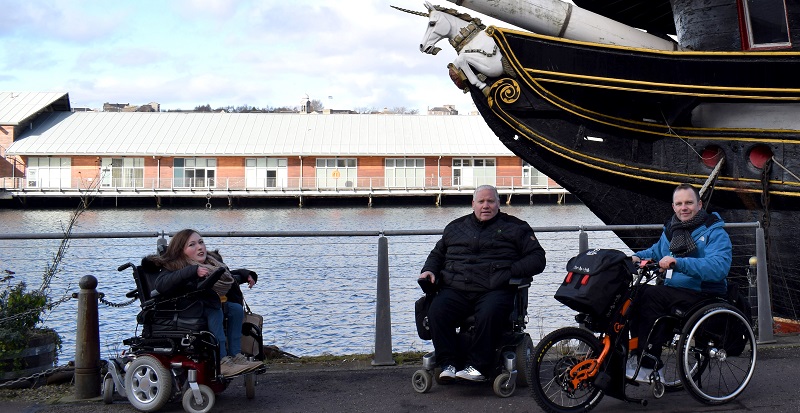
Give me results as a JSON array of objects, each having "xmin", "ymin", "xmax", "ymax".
[{"xmin": 0, "ymin": 201, "xmax": 631, "ymax": 362}]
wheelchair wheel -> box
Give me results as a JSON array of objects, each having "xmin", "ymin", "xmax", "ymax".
[
  {"xmin": 182, "ymin": 384, "xmax": 215, "ymax": 413},
  {"xmin": 678, "ymin": 303, "xmax": 756, "ymax": 405},
  {"xmin": 659, "ymin": 332, "xmax": 685, "ymax": 391},
  {"xmin": 493, "ymin": 372, "xmax": 516, "ymax": 397},
  {"xmin": 515, "ymin": 334, "xmax": 534, "ymax": 388},
  {"xmin": 412, "ymin": 369, "xmax": 434, "ymax": 393},
  {"xmin": 530, "ymin": 327, "xmax": 604, "ymax": 413},
  {"xmin": 125, "ymin": 355, "xmax": 173, "ymax": 412},
  {"xmin": 244, "ymin": 372, "xmax": 256, "ymax": 399},
  {"xmin": 102, "ymin": 375, "xmax": 115, "ymax": 404}
]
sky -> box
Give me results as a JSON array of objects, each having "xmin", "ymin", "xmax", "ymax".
[{"xmin": 0, "ymin": 0, "xmax": 521, "ymax": 114}]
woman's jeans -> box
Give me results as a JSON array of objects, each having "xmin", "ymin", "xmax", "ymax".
[{"xmin": 205, "ymin": 302, "xmax": 244, "ymax": 358}]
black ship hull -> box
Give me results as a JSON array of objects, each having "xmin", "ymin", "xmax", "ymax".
[{"xmin": 471, "ymin": 28, "xmax": 800, "ymax": 320}]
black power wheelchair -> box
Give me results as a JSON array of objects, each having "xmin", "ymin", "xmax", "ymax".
[
  {"xmin": 102, "ymin": 261, "xmax": 267, "ymax": 413},
  {"xmin": 411, "ymin": 276, "xmax": 534, "ymax": 397}
]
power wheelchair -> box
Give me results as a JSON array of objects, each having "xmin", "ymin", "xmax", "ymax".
[
  {"xmin": 411, "ymin": 276, "xmax": 534, "ymax": 397},
  {"xmin": 102, "ymin": 260, "xmax": 266, "ymax": 413},
  {"xmin": 530, "ymin": 256, "xmax": 757, "ymax": 412}
]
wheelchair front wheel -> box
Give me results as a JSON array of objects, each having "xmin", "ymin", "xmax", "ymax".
[
  {"xmin": 412, "ymin": 369, "xmax": 433, "ymax": 393},
  {"xmin": 530, "ymin": 327, "xmax": 604, "ymax": 413},
  {"xmin": 493, "ymin": 372, "xmax": 516, "ymax": 397},
  {"xmin": 678, "ymin": 303, "xmax": 756, "ymax": 405},
  {"xmin": 182, "ymin": 384, "xmax": 215, "ymax": 413}
]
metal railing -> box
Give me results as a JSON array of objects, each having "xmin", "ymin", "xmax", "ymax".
[
  {"xmin": 3, "ymin": 175, "xmax": 561, "ymax": 193},
  {"xmin": 0, "ymin": 222, "xmax": 771, "ymax": 365}
]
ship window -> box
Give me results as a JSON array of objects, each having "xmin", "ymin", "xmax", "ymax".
[
  {"xmin": 701, "ymin": 146, "xmax": 725, "ymax": 168},
  {"xmin": 740, "ymin": 0, "xmax": 791, "ymax": 50},
  {"xmin": 748, "ymin": 145, "xmax": 773, "ymax": 169}
]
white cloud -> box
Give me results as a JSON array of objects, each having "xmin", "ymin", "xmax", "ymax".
[{"xmin": 0, "ymin": 0, "xmax": 507, "ymax": 113}]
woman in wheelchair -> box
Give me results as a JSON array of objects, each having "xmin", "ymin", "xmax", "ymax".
[
  {"xmin": 146, "ymin": 228, "xmax": 262, "ymax": 377},
  {"xmin": 627, "ymin": 183, "xmax": 732, "ymax": 382}
]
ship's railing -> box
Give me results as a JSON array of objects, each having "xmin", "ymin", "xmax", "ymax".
[
  {"xmin": 6, "ymin": 175, "xmax": 561, "ymax": 193},
  {"xmin": 0, "ymin": 222, "xmax": 772, "ymax": 363}
]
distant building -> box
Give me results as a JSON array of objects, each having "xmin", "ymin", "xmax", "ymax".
[
  {"xmin": 428, "ymin": 104, "xmax": 458, "ymax": 116},
  {"xmin": 1, "ymin": 92, "xmax": 564, "ymax": 205},
  {"xmin": 103, "ymin": 101, "xmax": 160, "ymax": 112}
]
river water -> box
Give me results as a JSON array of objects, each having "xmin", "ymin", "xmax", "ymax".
[{"xmin": 0, "ymin": 201, "xmax": 632, "ymax": 362}]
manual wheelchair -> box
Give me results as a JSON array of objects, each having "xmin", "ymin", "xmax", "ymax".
[
  {"xmin": 411, "ymin": 277, "xmax": 534, "ymax": 397},
  {"xmin": 530, "ymin": 257, "xmax": 757, "ymax": 412},
  {"xmin": 102, "ymin": 260, "xmax": 266, "ymax": 413}
]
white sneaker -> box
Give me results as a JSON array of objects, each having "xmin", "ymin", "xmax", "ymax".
[
  {"xmin": 455, "ymin": 365, "xmax": 485, "ymax": 382},
  {"xmin": 439, "ymin": 365, "xmax": 457, "ymax": 382}
]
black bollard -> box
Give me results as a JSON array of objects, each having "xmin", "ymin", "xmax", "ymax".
[{"xmin": 74, "ymin": 275, "xmax": 101, "ymax": 399}]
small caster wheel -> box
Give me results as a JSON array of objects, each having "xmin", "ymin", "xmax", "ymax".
[
  {"xmin": 412, "ymin": 369, "xmax": 433, "ymax": 393},
  {"xmin": 493, "ymin": 372, "xmax": 516, "ymax": 398}
]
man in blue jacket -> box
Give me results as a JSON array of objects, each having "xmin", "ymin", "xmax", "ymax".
[
  {"xmin": 419, "ymin": 185, "xmax": 547, "ymax": 382},
  {"xmin": 628, "ymin": 183, "xmax": 732, "ymax": 381}
]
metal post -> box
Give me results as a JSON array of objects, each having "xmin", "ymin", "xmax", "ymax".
[
  {"xmin": 74, "ymin": 275, "xmax": 100, "ymax": 399},
  {"xmin": 372, "ymin": 235, "xmax": 395, "ymax": 366},
  {"xmin": 578, "ymin": 228, "xmax": 588, "ymax": 253},
  {"xmin": 755, "ymin": 227, "xmax": 776, "ymax": 344}
]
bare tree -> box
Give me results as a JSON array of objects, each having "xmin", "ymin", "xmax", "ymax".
[{"xmin": 308, "ymin": 99, "xmax": 324, "ymax": 112}]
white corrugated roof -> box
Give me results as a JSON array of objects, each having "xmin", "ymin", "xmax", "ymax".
[
  {"xmin": 7, "ymin": 112, "xmax": 514, "ymax": 157},
  {"xmin": 0, "ymin": 92, "xmax": 70, "ymax": 125}
]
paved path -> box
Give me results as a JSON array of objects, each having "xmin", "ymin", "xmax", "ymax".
[{"xmin": 4, "ymin": 336, "xmax": 799, "ymax": 413}]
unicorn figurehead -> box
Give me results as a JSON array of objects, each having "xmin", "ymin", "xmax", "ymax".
[{"xmin": 392, "ymin": 2, "xmax": 506, "ymax": 92}]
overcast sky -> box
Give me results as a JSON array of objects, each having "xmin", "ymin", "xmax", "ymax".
[{"xmin": 0, "ymin": 0, "xmax": 523, "ymax": 113}]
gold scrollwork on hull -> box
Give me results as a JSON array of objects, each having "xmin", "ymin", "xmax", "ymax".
[{"xmin": 488, "ymin": 78, "xmax": 520, "ymax": 108}]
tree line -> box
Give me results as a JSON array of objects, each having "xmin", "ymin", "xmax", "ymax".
[{"xmin": 181, "ymin": 100, "xmax": 419, "ymax": 114}]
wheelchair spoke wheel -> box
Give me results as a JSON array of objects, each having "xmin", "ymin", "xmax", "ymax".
[
  {"xmin": 182, "ymin": 384, "xmax": 215, "ymax": 413},
  {"xmin": 659, "ymin": 332, "xmax": 686, "ymax": 391},
  {"xmin": 124, "ymin": 355, "xmax": 173, "ymax": 412},
  {"xmin": 530, "ymin": 327, "xmax": 604, "ymax": 413},
  {"xmin": 678, "ymin": 304, "xmax": 756, "ymax": 405}
]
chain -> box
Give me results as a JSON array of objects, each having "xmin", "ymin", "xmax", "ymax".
[
  {"xmin": 97, "ymin": 292, "xmax": 138, "ymax": 308},
  {"xmin": 0, "ymin": 294, "xmax": 73, "ymax": 325},
  {"xmin": 0, "ymin": 363, "xmax": 74, "ymax": 389}
]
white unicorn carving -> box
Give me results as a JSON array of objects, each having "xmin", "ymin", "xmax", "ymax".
[{"xmin": 393, "ymin": 2, "xmax": 506, "ymax": 93}]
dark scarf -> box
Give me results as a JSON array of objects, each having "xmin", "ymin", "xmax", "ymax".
[{"xmin": 666, "ymin": 210, "xmax": 709, "ymax": 257}]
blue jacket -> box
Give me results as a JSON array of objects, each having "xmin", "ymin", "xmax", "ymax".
[{"xmin": 633, "ymin": 212, "xmax": 731, "ymax": 296}]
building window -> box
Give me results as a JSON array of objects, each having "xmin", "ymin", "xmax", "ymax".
[
  {"xmin": 174, "ymin": 158, "xmax": 216, "ymax": 188},
  {"xmin": 385, "ymin": 158, "xmax": 424, "ymax": 187},
  {"xmin": 741, "ymin": 0, "xmax": 791, "ymax": 50},
  {"xmin": 245, "ymin": 158, "xmax": 288, "ymax": 188},
  {"xmin": 100, "ymin": 158, "xmax": 144, "ymax": 188},
  {"xmin": 522, "ymin": 161, "xmax": 546, "ymax": 186},
  {"xmin": 315, "ymin": 158, "xmax": 357, "ymax": 188},
  {"xmin": 26, "ymin": 157, "xmax": 71, "ymax": 189},
  {"xmin": 452, "ymin": 158, "xmax": 496, "ymax": 187}
]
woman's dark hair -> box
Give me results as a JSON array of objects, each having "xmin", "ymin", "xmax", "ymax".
[{"xmin": 148, "ymin": 228, "xmax": 200, "ymax": 271}]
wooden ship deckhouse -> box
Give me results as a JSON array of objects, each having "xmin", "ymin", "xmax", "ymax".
[{"xmin": 0, "ymin": 92, "xmax": 564, "ymax": 207}]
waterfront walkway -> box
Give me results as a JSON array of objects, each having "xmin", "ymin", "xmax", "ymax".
[{"xmin": 4, "ymin": 334, "xmax": 799, "ymax": 413}]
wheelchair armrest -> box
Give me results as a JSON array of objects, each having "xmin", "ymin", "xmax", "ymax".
[
  {"xmin": 509, "ymin": 277, "xmax": 532, "ymax": 289},
  {"xmin": 126, "ymin": 288, "xmax": 139, "ymax": 298}
]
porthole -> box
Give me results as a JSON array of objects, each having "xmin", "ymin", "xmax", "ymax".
[
  {"xmin": 748, "ymin": 145, "xmax": 773, "ymax": 169},
  {"xmin": 701, "ymin": 146, "xmax": 724, "ymax": 168}
]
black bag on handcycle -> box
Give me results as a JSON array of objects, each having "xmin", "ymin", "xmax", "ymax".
[{"xmin": 555, "ymin": 249, "xmax": 634, "ymax": 319}]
